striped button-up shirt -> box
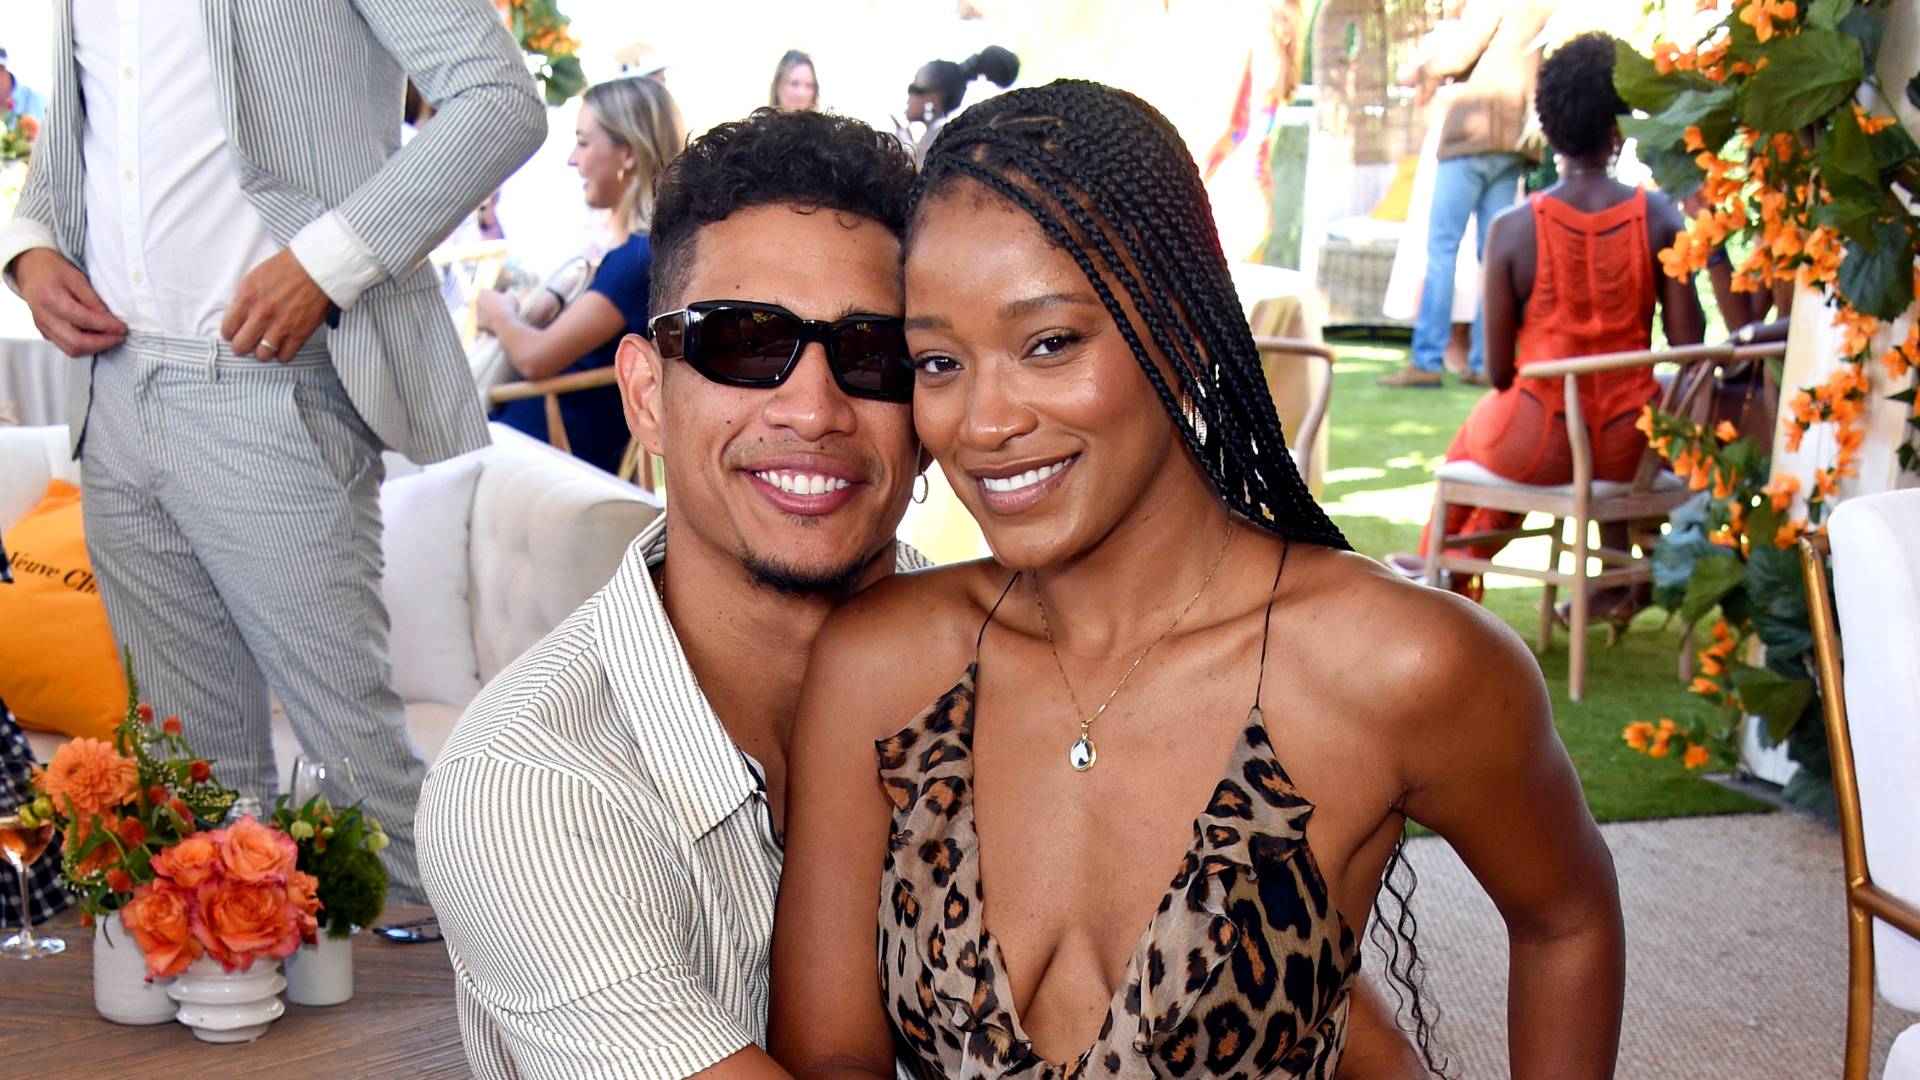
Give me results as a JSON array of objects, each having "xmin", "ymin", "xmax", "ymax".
[{"xmin": 419, "ymin": 513, "xmax": 928, "ymax": 1079}]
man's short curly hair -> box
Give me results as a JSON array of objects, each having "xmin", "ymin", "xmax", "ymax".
[
  {"xmin": 648, "ymin": 108, "xmax": 918, "ymax": 311},
  {"xmin": 1535, "ymin": 32, "xmax": 1627, "ymax": 160}
]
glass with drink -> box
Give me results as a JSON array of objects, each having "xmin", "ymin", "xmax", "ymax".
[{"xmin": 2, "ymin": 789, "xmax": 67, "ymax": 959}]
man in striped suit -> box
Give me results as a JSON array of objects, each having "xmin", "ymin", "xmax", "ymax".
[{"xmin": 0, "ymin": 0, "xmax": 545, "ymax": 904}]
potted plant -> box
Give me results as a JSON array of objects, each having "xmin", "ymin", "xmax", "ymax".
[
  {"xmin": 270, "ymin": 790, "xmax": 389, "ymax": 1005},
  {"xmin": 1612, "ymin": 1, "xmax": 1918, "ymax": 810},
  {"xmin": 23, "ymin": 663, "xmax": 253, "ymax": 1023}
]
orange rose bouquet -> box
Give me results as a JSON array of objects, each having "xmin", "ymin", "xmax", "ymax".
[
  {"xmin": 120, "ymin": 816, "xmax": 322, "ymax": 978},
  {"xmin": 22, "ymin": 658, "xmax": 244, "ymax": 923}
]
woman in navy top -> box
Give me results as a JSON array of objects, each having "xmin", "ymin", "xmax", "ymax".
[{"xmin": 477, "ymin": 77, "xmax": 685, "ymax": 475}]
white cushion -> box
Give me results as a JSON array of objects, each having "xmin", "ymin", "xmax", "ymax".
[
  {"xmin": 380, "ymin": 454, "xmax": 485, "ymax": 707},
  {"xmin": 1434, "ymin": 457, "xmax": 1686, "ymax": 499},
  {"xmin": 1887, "ymin": 1024, "xmax": 1920, "ymax": 1080},
  {"xmin": 1830, "ymin": 489, "xmax": 1920, "ymax": 1011},
  {"xmin": 467, "ymin": 426, "xmax": 661, "ymax": 682},
  {"xmin": 0, "ymin": 425, "xmax": 78, "ymax": 531}
]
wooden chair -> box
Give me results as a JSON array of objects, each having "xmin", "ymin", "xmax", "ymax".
[
  {"xmin": 1802, "ymin": 494, "xmax": 1920, "ymax": 1080},
  {"xmin": 1422, "ymin": 342, "xmax": 1783, "ymax": 701},
  {"xmin": 486, "ymin": 369, "xmax": 659, "ymax": 491},
  {"xmin": 1252, "ymin": 336, "xmax": 1336, "ymax": 482}
]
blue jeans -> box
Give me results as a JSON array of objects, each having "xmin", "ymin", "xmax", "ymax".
[{"xmin": 1411, "ymin": 152, "xmax": 1528, "ymax": 373}]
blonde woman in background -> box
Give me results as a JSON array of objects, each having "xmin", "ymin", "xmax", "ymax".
[
  {"xmin": 771, "ymin": 49, "xmax": 820, "ymax": 110},
  {"xmin": 477, "ymin": 77, "xmax": 684, "ymax": 473}
]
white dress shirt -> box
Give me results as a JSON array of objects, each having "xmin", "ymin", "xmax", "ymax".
[
  {"xmin": 0, "ymin": 0, "xmax": 384, "ymax": 334},
  {"xmin": 418, "ymin": 515, "xmax": 929, "ymax": 1080}
]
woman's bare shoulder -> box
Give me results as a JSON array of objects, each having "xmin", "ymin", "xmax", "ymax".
[
  {"xmin": 801, "ymin": 559, "xmax": 1014, "ymax": 739},
  {"xmin": 1283, "ymin": 546, "xmax": 1548, "ymax": 736}
]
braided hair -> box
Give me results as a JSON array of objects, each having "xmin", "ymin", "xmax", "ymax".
[
  {"xmin": 910, "ymin": 78, "xmax": 1348, "ymax": 552},
  {"xmin": 911, "ymin": 79, "xmax": 1452, "ymax": 1075}
]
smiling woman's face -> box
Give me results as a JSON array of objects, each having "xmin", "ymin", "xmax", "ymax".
[{"xmin": 903, "ymin": 182, "xmax": 1194, "ymax": 569}]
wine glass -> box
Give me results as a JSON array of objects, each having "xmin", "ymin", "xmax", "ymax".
[
  {"xmin": 1, "ymin": 788, "xmax": 66, "ymax": 959},
  {"xmin": 289, "ymin": 755, "xmax": 361, "ymax": 812}
]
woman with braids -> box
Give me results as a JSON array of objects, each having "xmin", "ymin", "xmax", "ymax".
[
  {"xmin": 1388, "ymin": 33, "xmax": 1705, "ymax": 621},
  {"xmin": 770, "ymin": 80, "xmax": 1623, "ymax": 1079}
]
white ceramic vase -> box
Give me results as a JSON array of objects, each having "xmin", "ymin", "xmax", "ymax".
[
  {"xmin": 284, "ymin": 930, "xmax": 353, "ymax": 1006},
  {"xmin": 92, "ymin": 913, "xmax": 177, "ymax": 1025},
  {"xmin": 166, "ymin": 955, "xmax": 287, "ymax": 1043}
]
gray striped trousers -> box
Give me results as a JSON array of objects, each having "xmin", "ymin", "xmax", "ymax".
[{"xmin": 78, "ymin": 330, "xmax": 427, "ymax": 904}]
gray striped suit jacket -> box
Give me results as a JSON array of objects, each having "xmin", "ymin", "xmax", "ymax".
[{"xmin": 17, "ymin": 0, "xmax": 545, "ymax": 463}]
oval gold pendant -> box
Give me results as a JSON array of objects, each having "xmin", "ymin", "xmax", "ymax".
[{"xmin": 1068, "ymin": 733, "xmax": 1097, "ymax": 772}]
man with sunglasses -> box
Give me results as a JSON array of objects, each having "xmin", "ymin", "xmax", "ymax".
[{"xmin": 415, "ymin": 108, "xmax": 925, "ymax": 1080}]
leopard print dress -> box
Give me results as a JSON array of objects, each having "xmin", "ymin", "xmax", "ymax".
[{"xmin": 875, "ymin": 661, "xmax": 1361, "ymax": 1080}]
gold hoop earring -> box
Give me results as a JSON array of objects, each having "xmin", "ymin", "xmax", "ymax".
[{"xmin": 912, "ymin": 474, "xmax": 930, "ymax": 504}]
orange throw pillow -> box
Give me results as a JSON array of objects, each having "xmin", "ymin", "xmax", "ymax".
[{"xmin": 0, "ymin": 480, "xmax": 127, "ymax": 741}]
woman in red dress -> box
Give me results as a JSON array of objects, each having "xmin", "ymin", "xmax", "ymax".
[{"xmin": 1393, "ymin": 32, "xmax": 1705, "ymax": 625}]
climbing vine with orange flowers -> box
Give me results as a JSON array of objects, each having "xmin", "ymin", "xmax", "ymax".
[
  {"xmin": 1612, "ymin": 0, "xmax": 1917, "ymax": 810},
  {"xmin": 496, "ymin": 0, "xmax": 586, "ymax": 106}
]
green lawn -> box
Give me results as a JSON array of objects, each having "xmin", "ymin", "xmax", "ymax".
[{"xmin": 1318, "ymin": 339, "xmax": 1767, "ymax": 823}]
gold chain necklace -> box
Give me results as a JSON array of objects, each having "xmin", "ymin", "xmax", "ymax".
[{"xmin": 1032, "ymin": 522, "xmax": 1235, "ymax": 772}]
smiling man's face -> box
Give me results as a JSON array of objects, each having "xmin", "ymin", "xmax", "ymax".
[{"xmin": 626, "ymin": 203, "xmax": 919, "ymax": 596}]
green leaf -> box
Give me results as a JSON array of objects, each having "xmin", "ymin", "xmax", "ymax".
[
  {"xmin": 1821, "ymin": 102, "xmax": 1878, "ymax": 195},
  {"xmin": 1744, "ymin": 542, "xmax": 1813, "ymax": 660},
  {"xmin": 1680, "ymin": 550, "xmax": 1746, "ymax": 627},
  {"xmin": 1613, "ymin": 39, "xmax": 1716, "ymax": 114},
  {"xmin": 1909, "ymin": 72, "xmax": 1920, "ymax": 112},
  {"xmin": 1640, "ymin": 143, "xmax": 1705, "ymax": 201},
  {"xmin": 1837, "ymin": 217, "xmax": 1919, "ymax": 320},
  {"xmin": 1621, "ymin": 86, "xmax": 1737, "ymax": 151},
  {"xmin": 1891, "ymin": 386, "xmax": 1918, "ymax": 405},
  {"xmin": 1870, "ymin": 121, "xmax": 1920, "ymax": 178},
  {"xmin": 1738, "ymin": 29, "xmax": 1865, "ymax": 132},
  {"xmin": 1839, "ymin": 1, "xmax": 1888, "ymax": 67},
  {"xmin": 1651, "ymin": 492, "xmax": 1716, "ymax": 609},
  {"xmin": 1808, "ymin": 0, "xmax": 1851, "ymax": 30},
  {"xmin": 1812, "ymin": 198, "xmax": 1880, "ymax": 246},
  {"xmin": 1730, "ymin": 661, "xmax": 1817, "ymax": 741}
]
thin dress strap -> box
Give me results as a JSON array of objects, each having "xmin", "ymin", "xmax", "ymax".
[
  {"xmin": 1253, "ymin": 538, "xmax": 1292, "ymax": 707},
  {"xmin": 978, "ymin": 571, "xmax": 1021, "ymax": 654}
]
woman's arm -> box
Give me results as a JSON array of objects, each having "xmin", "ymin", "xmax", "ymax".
[
  {"xmin": 475, "ymin": 288, "xmax": 627, "ymax": 381},
  {"xmin": 769, "ymin": 592, "xmax": 951, "ymax": 1080},
  {"xmin": 1391, "ymin": 599, "xmax": 1625, "ymax": 1078}
]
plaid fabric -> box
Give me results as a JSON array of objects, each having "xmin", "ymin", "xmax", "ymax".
[{"xmin": 1, "ymin": 708, "xmax": 72, "ymax": 928}]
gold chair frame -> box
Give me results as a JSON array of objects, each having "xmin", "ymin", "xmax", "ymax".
[
  {"xmin": 1802, "ymin": 532, "xmax": 1920, "ymax": 1080},
  {"xmin": 1423, "ymin": 342, "xmax": 1785, "ymax": 701},
  {"xmin": 487, "ymin": 369, "xmax": 658, "ymax": 491}
]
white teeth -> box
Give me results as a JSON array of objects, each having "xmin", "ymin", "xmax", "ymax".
[
  {"xmin": 980, "ymin": 457, "xmax": 1073, "ymax": 494},
  {"xmin": 752, "ymin": 470, "xmax": 850, "ymax": 496}
]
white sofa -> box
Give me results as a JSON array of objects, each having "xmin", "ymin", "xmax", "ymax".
[{"xmin": 1, "ymin": 422, "xmax": 660, "ymax": 780}]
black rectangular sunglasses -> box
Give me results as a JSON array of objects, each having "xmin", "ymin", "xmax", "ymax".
[{"xmin": 647, "ymin": 300, "xmax": 914, "ymax": 402}]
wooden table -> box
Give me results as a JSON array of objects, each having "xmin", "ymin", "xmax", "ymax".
[{"xmin": 0, "ymin": 907, "xmax": 466, "ymax": 1078}]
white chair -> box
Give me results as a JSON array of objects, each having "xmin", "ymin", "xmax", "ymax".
[
  {"xmin": 3, "ymin": 423, "xmax": 660, "ymax": 777},
  {"xmin": 1804, "ymin": 489, "xmax": 1920, "ymax": 1078}
]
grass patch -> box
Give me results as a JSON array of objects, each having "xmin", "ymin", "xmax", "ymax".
[{"xmin": 1320, "ymin": 340, "xmax": 1766, "ymax": 823}]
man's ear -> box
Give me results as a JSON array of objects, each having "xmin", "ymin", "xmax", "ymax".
[{"xmin": 616, "ymin": 332, "xmax": 668, "ymax": 457}]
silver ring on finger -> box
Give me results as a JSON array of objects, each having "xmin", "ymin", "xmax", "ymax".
[{"xmin": 256, "ymin": 340, "xmax": 277, "ymax": 357}]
